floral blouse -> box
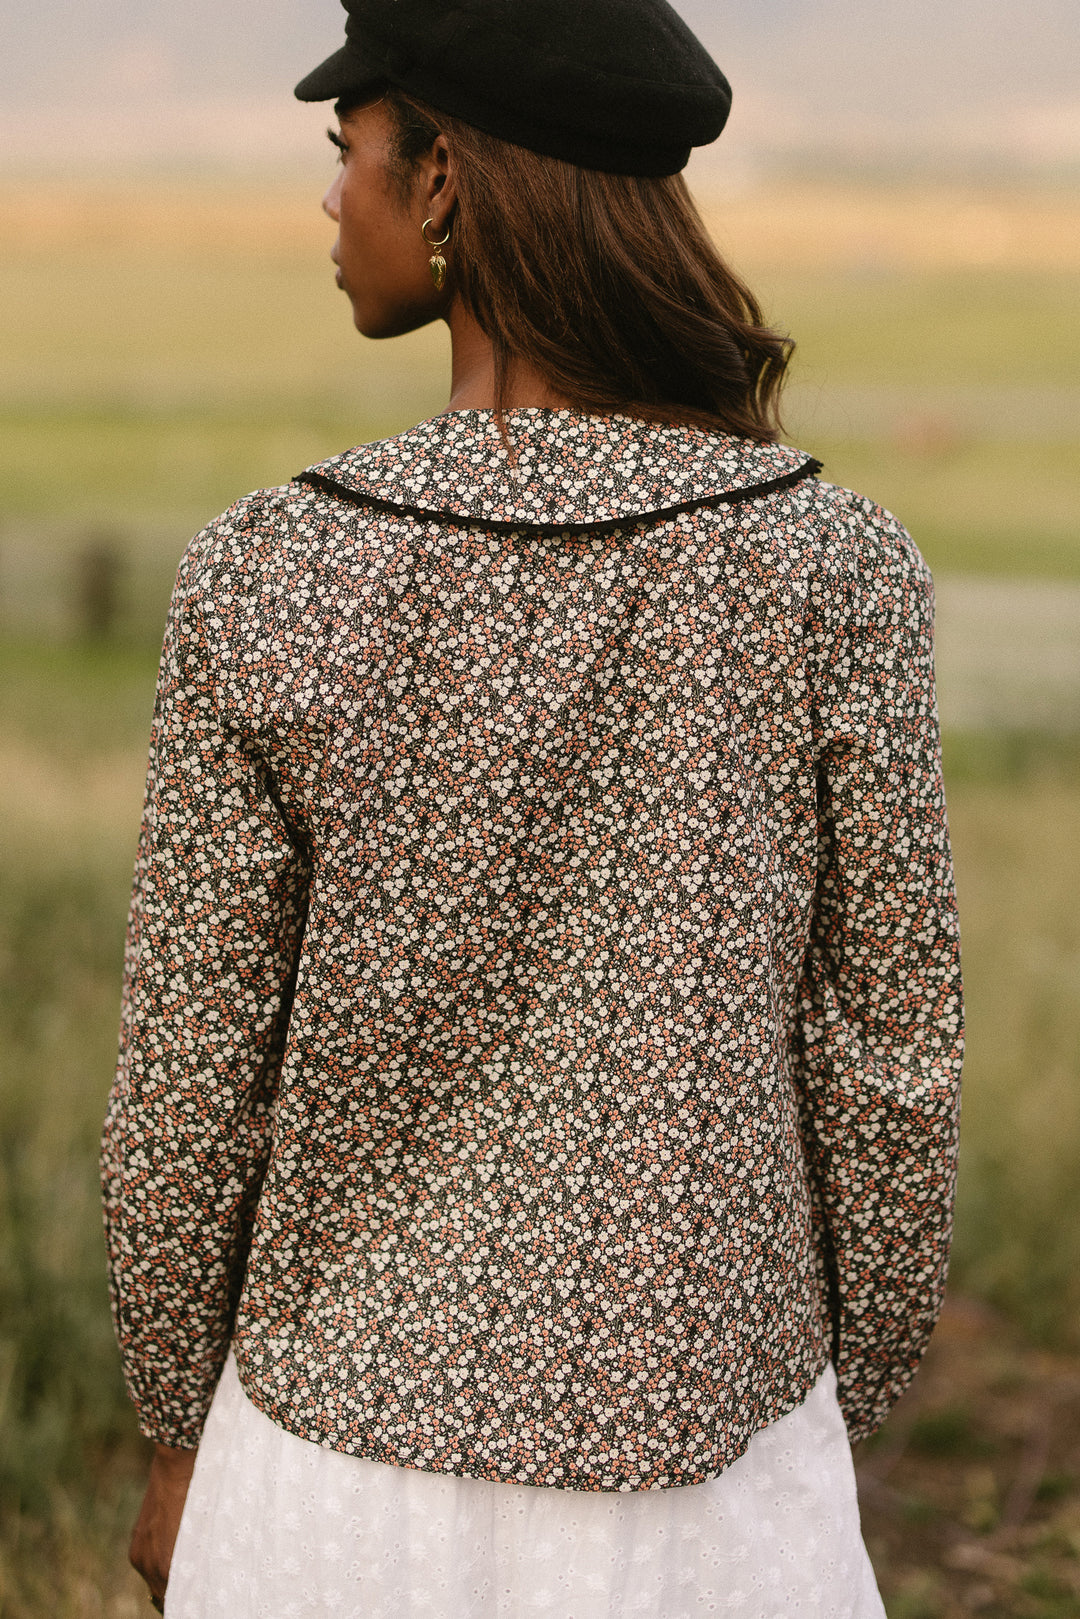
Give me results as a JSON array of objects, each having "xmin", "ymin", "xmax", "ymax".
[{"xmin": 102, "ymin": 409, "xmax": 963, "ymax": 1490}]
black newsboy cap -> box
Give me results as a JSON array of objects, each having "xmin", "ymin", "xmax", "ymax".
[{"xmin": 295, "ymin": 0, "xmax": 732, "ymax": 177}]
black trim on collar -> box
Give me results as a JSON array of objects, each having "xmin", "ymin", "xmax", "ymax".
[{"xmin": 291, "ymin": 459, "xmax": 824, "ymax": 537}]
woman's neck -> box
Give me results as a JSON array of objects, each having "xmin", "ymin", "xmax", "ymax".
[{"xmin": 444, "ymin": 300, "xmax": 573, "ymax": 413}]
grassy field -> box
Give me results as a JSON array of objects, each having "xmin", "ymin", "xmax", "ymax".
[{"xmin": 1, "ymin": 174, "xmax": 1078, "ymax": 1615}]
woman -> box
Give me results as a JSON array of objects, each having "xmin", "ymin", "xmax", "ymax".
[{"xmin": 103, "ymin": 1, "xmax": 964, "ymax": 1614}]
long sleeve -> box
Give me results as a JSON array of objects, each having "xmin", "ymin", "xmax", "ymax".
[
  {"xmin": 792, "ymin": 497, "xmax": 964, "ymax": 1444},
  {"xmin": 101, "ymin": 535, "xmax": 311, "ymax": 1448}
]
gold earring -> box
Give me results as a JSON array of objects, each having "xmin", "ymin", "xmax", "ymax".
[{"xmin": 422, "ymin": 218, "xmax": 451, "ymax": 292}]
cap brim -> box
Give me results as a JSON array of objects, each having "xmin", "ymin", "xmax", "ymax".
[{"xmin": 294, "ymin": 45, "xmax": 380, "ymax": 104}]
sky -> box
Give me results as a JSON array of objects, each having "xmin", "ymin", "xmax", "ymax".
[{"xmin": 2, "ymin": 0, "xmax": 1078, "ymax": 172}]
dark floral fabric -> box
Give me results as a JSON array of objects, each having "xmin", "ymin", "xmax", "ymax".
[{"xmin": 103, "ymin": 409, "xmax": 963, "ymax": 1490}]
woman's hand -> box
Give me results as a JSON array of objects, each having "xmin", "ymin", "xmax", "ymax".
[{"xmin": 129, "ymin": 1441, "xmax": 198, "ymax": 1612}]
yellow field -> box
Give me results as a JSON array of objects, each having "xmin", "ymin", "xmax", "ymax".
[{"xmin": 3, "ymin": 175, "xmax": 1079, "ymax": 271}]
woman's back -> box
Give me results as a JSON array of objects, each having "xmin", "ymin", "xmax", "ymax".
[{"xmin": 105, "ymin": 409, "xmax": 960, "ymax": 1491}]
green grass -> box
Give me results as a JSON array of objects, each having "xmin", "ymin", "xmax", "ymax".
[
  {"xmin": 0, "ymin": 860, "xmax": 134, "ymax": 1503},
  {"xmin": 947, "ymin": 782, "xmax": 1080, "ymax": 1346},
  {"xmin": 0, "ymin": 849, "xmax": 150, "ymax": 1616},
  {"xmin": 0, "ymin": 403, "xmax": 391, "ymax": 525},
  {"xmin": 939, "ymin": 731, "xmax": 1080, "ymax": 1346},
  {"xmin": 803, "ymin": 438, "xmax": 1080, "ymax": 579},
  {"xmin": 0, "ymin": 638, "xmax": 159, "ymax": 758},
  {"xmin": 755, "ymin": 269, "xmax": 1080, "ymax": 389}
]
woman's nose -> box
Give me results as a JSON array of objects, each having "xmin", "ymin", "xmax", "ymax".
[{"xmin": 322, "ymin": 171, "xmax": 342, "ymax": 222}]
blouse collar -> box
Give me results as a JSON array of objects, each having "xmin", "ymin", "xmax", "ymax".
[{"xmin": 297, "ymin": 409, "xmax": 818, "ymax": 531}]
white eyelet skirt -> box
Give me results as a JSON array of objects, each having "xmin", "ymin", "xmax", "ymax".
[{"xmin": 166, "ymin": 1356, "xmax": 885, "ymax": 1619}]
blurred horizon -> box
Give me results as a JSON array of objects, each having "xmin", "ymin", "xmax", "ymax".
[{"xmin": 3, "ymin": 0, "xmax": 1078, "ymax": 179}]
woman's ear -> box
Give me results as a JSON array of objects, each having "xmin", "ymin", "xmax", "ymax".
[{"xmin": 419, "ymin": 132, "xmax": 457, "ymax": 227}]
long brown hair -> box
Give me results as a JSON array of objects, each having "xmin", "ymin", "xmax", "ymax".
[{"xmin": 383, "ymin": 89, "xmax": 793, "ymax": 441}]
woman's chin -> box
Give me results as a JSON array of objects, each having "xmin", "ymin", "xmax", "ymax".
[{"xmin": 350, "ymin": 299, "xmax": 441, "ymax": 342}]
